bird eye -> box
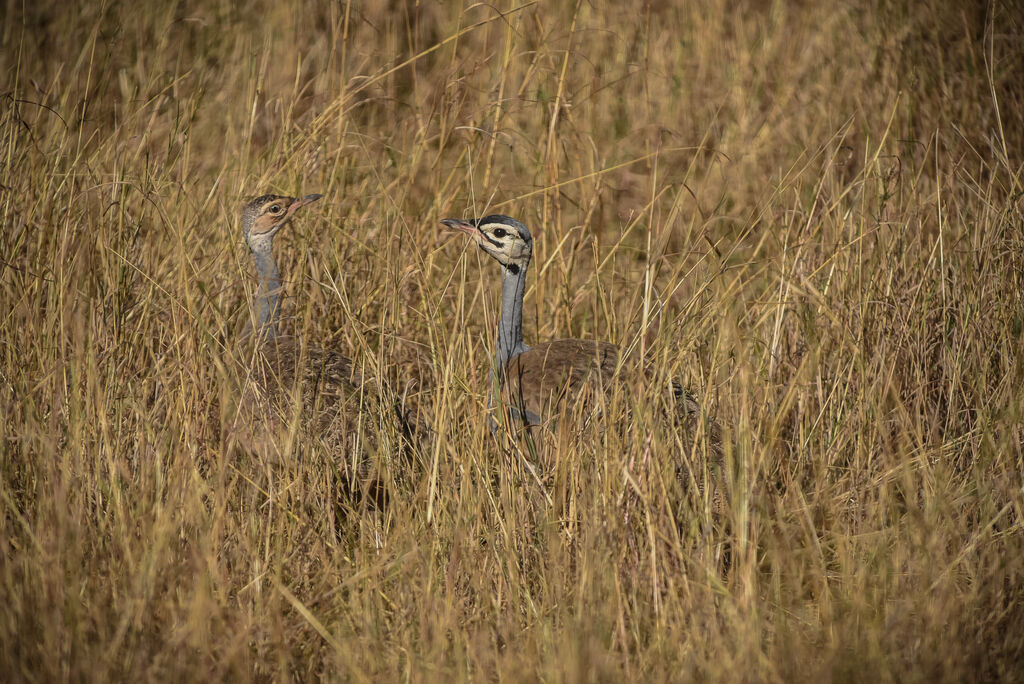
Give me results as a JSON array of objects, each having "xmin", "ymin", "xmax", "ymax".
[
  {"xmin": 269, "ymin": 205, "xmax": 282, "ymax": 214},
  {"xmin": 492, "ymin": 228, "xmax": 507, "ymax": 238}
]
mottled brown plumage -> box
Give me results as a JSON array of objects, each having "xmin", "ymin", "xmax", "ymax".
[{"xmin": 500, "ymin": 339, "xmax": 620, "ymax": 427}]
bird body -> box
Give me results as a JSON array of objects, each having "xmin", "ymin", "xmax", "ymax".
[
  {"xmin": 500, "ymin": 338, "xmax": 621, "ymax": 427},
  {"xmin": 239, "ymin": 336, "xmax": 367, "ymax": 447},
  {"xmin": 232, "ymin": 193, "xmax": 411, "ymax": 491},
  {"xmin": 441, "ymin": 214, "xmax": 689, "ymax": 433},
  {"xmin": 442, "ymin": 212, "xmax": 725, "ymax": 511}
]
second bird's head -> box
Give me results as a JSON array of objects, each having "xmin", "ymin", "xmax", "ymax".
[
  {"xmin": 242, "ymin": 193, "xmax": 323, "ymax": 251},
  {"xmin": 441, "ymin": 214, "xmax": 533, "ymax": 272}
]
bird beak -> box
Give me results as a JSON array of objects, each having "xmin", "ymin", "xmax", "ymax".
[
  {"xmin": 440, "ymin": 218, "xmax": 480, "ymax": 240},
  {"xmin": 288, "ymin": 193, "xmax": 323, "ymax": 215},
  {"xmin": 292, "ymin": 193, "xmax": 323, "ymax": 209}
]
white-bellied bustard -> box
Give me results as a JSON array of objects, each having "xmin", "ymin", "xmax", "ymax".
[
  {"xmin": 442, "ymin": 214, "xmax": 723, "ymax": 506},
  {"xmin": 231, "ymin": 192, "xmax": 416, "ymax": 505}
]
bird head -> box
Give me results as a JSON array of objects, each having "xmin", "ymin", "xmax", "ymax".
[
  {"xmin": 242, "ymin": 193, "xmax": 323, "ymax": 250},
  {"xmin": 441, "ymin": 214, "xmax": 533, "ymax": 272}
]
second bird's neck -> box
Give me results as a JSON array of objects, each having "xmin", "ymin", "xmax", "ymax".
[
  {"xmin": 496, "ymin": 262, "xmax": 530, "ymax": 367},
  {"xmin": 252, "ymin": 242, "xmax": 282, "ymax": 341}
]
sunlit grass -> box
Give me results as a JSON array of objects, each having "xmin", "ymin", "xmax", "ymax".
[{"xmin": 1, "ymin": 0, "xmax": 1022, "ymax": 679}]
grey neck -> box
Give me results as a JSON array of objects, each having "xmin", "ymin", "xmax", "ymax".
[
  {"xmin": 488, "ymin": 260, "xmax": 540, "ymax": 432},
  {"xmin": 496, "ymin": 262, "xmax": 530, "ymax": 367},
  {"xmin": 251, "ymin": 240, "xmax": 282, "ymax": 340}
]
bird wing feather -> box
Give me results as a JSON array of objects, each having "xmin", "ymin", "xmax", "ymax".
[{"xmin": 501, "ymin": 338, "xmax": 620, "ymax": 425}]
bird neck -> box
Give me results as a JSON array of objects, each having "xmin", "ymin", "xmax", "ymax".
[
  {"xmin": 496, "ymin": 261, "xmax": 530, "ymax": 367},
  {"xmin": 251, "ymin": 240, "xmax": 282, "ymax": 340}
]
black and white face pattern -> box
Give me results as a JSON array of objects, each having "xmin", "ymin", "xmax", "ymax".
[
  {"xmin": 442, "ymin": 214, "xmax": 533, "ymax": 271},
  {"xmin": 242, "ymin": 193, "xmax": 323, "ymax": 248}
]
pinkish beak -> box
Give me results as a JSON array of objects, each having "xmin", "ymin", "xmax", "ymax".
[
  {"xmin": 287, "ymin": 193, "xmax": 323, "ymax": 215},
  {"xmin": 440, "ymin": 217, "xmax": 479, "ymax": 237},
  {"xmin": 281, "ymin": 193, "xmax": 322, "ymax": 222}
]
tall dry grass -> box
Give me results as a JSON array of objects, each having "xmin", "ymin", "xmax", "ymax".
[{"xmin": 1, "ymin": 0, "xmax": 1022, "ymax": 680}]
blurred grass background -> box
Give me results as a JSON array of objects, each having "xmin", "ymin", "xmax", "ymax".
[{"xmin": 1, "ymin": 0, "xmax": 1023, "ymax": 679}]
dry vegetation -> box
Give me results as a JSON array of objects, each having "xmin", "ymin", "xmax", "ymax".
[{"xmin": 2, "ymin": 0, "xmax": 1024, "ymax": 680}]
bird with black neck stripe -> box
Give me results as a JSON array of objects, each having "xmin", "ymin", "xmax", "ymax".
[
  {"xmin": 442, "ymin": 212, "xmax": 725, "ymax": 510},
  {"xmin": 441, "ymin": 213, "xmax": 704, "ymax": 433}
]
